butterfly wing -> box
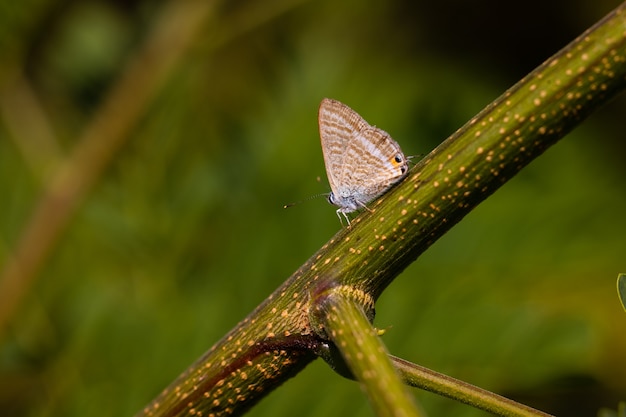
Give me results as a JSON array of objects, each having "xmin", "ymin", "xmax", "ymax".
[
  {"xmin": 318, "ymin": 98, "xmax": 409, "ymax": 213},
  {"xmin": 345, "ymin": 125, "xmax": 408, "ymax": 203},
  {"xmin": 318, "ymin": 98, "xmax": 368, "ymax": 199}
]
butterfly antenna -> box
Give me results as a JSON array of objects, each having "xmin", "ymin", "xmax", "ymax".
[
  {"xmin": 406, "ymin": 153, "xmax": 424, "ymax": 166},
  {"xmin": 283, "ymin": 193, "xmax": 328, "ymax": 209}
]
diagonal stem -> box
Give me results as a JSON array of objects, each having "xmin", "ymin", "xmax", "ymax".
[
  {"xmin": 391, "ymin": 355, "xmax": 552, "ymax": 417},
  {"xmin": 310, "ymin": 286, "xmax": 425, "ymax": 417}
]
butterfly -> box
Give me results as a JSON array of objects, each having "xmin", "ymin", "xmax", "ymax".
[{"xmin": 318, "ymin": 98, "xmax": 409, "ymax": 225}]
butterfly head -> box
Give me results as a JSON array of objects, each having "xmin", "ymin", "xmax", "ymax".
[
  {"xmin": 391, "ymin": 153, "xmax": 409, "ymax": 174},
  {"xmin": 328, "ymin": 192, "xmax": 360, "ymax": 213}
]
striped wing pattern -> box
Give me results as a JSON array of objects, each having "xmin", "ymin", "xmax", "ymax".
[{"xmin": 318, "ymin": 98, "xmax": 408, "ymax": 224}]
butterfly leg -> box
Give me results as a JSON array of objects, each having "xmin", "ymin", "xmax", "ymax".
[
  {"xmin": 336, "ymin": 209, "xmax": 351, "ymax": 227},
  {"xmin": 356, "ymin": 199, "xmax": 372, "ymax": 213}
]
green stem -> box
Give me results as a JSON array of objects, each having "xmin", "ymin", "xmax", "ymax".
[
  {"xmin": 391, "ymin": 356, "xmax": 552, "ymax": 417},
  {"xmin": 618, "ymin": 273, "xmax": 626, "ymax": 312},
  {"xmin": 310, "ymin": 286, "xmax": 425, "ymax": 417}
]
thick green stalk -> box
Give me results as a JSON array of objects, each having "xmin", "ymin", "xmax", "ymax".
[
  {"xmin": 310, "ymin": 287, "xmax": 424, "ymax": 417},
  {"xmin": 138, "ymin": 4, "xmax": 626, "ymax": 417},
  {"xmin": 339, "ymin": 2, "xmax": 626, "ymax": 299}
]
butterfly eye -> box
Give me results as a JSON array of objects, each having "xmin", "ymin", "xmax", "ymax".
[{"xmin": 393, "ymin": 154, "xmax": 403, "ymax": 164}]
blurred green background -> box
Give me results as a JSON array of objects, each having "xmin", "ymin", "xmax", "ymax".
[{"xmin": 1, "ymin": 0, "xmax": 625, "ymax": 416}]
